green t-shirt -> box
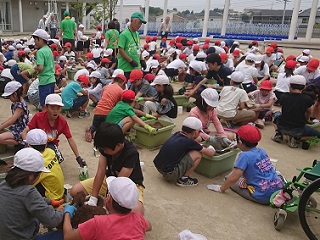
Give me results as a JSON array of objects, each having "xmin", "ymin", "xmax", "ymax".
[
  {"xmin": 60, "ymin": 18, "xmax": 76, "ymax": 39},
  {"xmin": 117, "ymin": 28, "xmax": 141, "ymax": 72},
  {"xmin": 105, "ymin": 101, "xmax": 136, "ymax": 124},
  {"xmin": 36, "ymin": 45, "xmax": 55, "ymax": 86},
  {"xmin": 18, "ymin": 62, "xmax": 35, "ymax": 76},
  {"xmin": 105, "ymin": 29, "xmax": 119, "ymax": 49}
]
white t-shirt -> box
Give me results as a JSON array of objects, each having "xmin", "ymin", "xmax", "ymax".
[
  {"xmin": 27, "ymin": 78, "xmax": 39, "ymax": 95},
  {"xmin": 1, "ymin": 68, "xmax": 14, "ymax": 80},
  {"xmin": 224, "ymin": 58, "xmax": 234, "ymax": 71},
  {"xmin": 149, "ymin": 41, "xmax": 157, "ymax": 51},
  {"xmin": 262, "ymin": 54, "xmax": 276, "ymax": 66},
  {"xmin": 213, "ymin": 46, "xmax": 225, "ymax": 54},
  {"xmin": 167, "ymin": 59, "xmax": 186, "ymax": 69},
  {"xmin": 256, "ymin": 63, "xmax": 270, "ymax": 78},
  {"xmin": 246, "ymin": 46, "xmax": 259, "ymax": 54},
  {"xmin": 64, "ymin": 51, "xmax": 75, "ymax": 59},
  {"xmin": 74, "ymin": 69, "xmax": 89, "ymax": 81},
  {"xmin": 235, "ymin": 61, "xmax": 259, "ymax": 84},
  {"xmin": 274, "ymin": 73, "xmax": 291, "ymax": 93},
  {"xmin": 217, "ymin": 86, "xmax": 249, "ymax": 118},
  {"xmin": 183, "ymin": 47, "xmax": 193, "ymax": 57},
  {"xmin": 92, "ymin": 48, "xmax": 102, "ymax": 58},
  {"xmin": 293, "ymin": 65, "xmax": 320, "ymax": 83},
  {"xmin": 187, "ymin": 53, "xmax": 195, "ymax": 63},
  {"xmin": 95, "ymin": 31, "xmax": 102, "ymax": 39}
]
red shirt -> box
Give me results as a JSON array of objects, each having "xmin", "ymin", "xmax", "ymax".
[{"xmin": 28, "ymin": 111, "xmax": 72, "ymax": 146}]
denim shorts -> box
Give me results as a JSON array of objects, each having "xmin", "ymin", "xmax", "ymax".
[
  {"xmin": 39, "ymin": 82, "xmax": 55, "ymax": 107},
  {"xmin": 70, "ymin": 95, "xmax": 88, "ymax": 111}
]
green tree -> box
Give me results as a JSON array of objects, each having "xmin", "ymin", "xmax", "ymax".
[
  {"xmin": 241, "ymin": 13, "xmax": 250, "ymax": 23},
  {"xmin": 143, "ymin": 7, "xmax": 163, "ymax": 16}
]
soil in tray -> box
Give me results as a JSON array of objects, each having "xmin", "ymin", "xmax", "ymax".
[
  {"xmin": 150, "ymin": 121, "xmax": 165, "ymax": 129},
  {"xmin": 0, "ymin": 159, "xmax": 13, "ymax": 173}
]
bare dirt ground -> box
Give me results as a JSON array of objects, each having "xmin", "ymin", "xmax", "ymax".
[{"xmin": 1, "ymin": 45, "xmax": 320, "ymax": 239}]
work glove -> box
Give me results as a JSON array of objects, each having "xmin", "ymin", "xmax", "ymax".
[
  {"xmin": 51, "ymin": 199, "xmax": 64, "ymax": 208},
  {"xmin": 207, "ymin": 184, "xmax": 222, "ymax": 192},
  {"xmin": 85, "ymin": 196, "xmax": 98, "ymax": 207},
  {"xmin": 144, "ymin": 124, "xmax": 157, "ymax": 134},
  {"xmin": 140, "ymin": 116, "xmax": 147, "ymax": 121},
  {"xmin": 145, "ymin": 114, "xmax": 157, "ymax": 120},
  {"xmin": 209, "ymin": 136, "xmax": 219, "ymax": 144},
  {"xmin": 76, "ymin": 156, "xmax": 87, "ymax": 168},
  {"xmin": 221, "ymin": 137, "xmax": 232, "ymax": 147},
  {"xmin": 207, "ymin": 145, "xmax": 215, "ymax": 152},
  {"xmin": 136, "ymin": 97, "xmax": 144, "ymax": 102},
  {"xmin": 129, "ymin": 59, "xmax": 138, "ymax": 68},
  {"xmin": 140, "ymin": 60, "xmax": 147, "ymax": 69},
  {"xmin": 64, "ymin": 204, "xmax": 77, "ymax": 218}
]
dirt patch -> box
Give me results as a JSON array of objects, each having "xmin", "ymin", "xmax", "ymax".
[
  {"xmin": 0, "ymin": 159, "xmax": 13, "ymax": 173},
  {"xmin": 150, "ymin": 121, "xmax": 165, "ymax": 129}
]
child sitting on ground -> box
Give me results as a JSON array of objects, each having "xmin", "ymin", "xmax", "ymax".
[
  {"xmin": 248, "ymin": 80, "xmax": 277, "ymax": 129},
  {"xmin": 0, "ymin": 148, "xmax": 63, "ymax": 239},
  {"xmin": 62, "ymin": 74, "xmax": 90, "ymax": 118},
  {"xmin": 0, "ymin": 81, "xmax": 29, "ymax": 148},
  {"xmin": 105, "ymin": 90, "xmax": 157, "ymax": 134},
  {"xmin": 26, "ymin": 128, "xmax": 64, "ymax": 202},
  {"xmin": 63, "ymin": 176, "xmax": 152, "ymax": 240},
  {"xmin": 153, "ymin": 117, "xmax": 215, "ymax": 187},
  {"xmin": 207, "ymin": 125, "xmax": 284, "ymax": 205},
  {"xmin": 272, "ymin": 75, "xmax": 320, "ymax": 148},
  {"xmin": 87, "ymin": 71, "xmax": 103, "ymax": 107}
]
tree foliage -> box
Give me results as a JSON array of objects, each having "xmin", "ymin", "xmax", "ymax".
[{"xmin": 142, "ymin": 7, "xmax": 163, "ymax": 16}]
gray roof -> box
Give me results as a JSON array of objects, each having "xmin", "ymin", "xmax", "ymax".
[
  {"xmin": 299, "ymin": 7, "xmax": 320, "ymax": 17},
  {"xmin": 250, "ymin": 9, "xmax": 293, "ymax": 17}
]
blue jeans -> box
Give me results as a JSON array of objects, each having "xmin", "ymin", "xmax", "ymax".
[{"xmin": 35, "ymin": 230, "xmax": 63, "ymax": 240}]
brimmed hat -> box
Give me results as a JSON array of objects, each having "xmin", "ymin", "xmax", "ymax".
[
  {"xmin": 219, "ymin": 53, "xmax": 228, "ymax": 62},
  {"xmin": 13, "ymin": 148, "xmax": 50, "ymax": 173},
  {"xmin": 290, "ymin": 75, "xmax": 306, "ymax": 85},
  {"xmin": 232, "ymin": 49, "xmax": 240, "ymax": 57},
  {"xmin": 150, "ymin": 59, "xmax": 159, "ymax": 69},
  {"xmin": 4, "ymin": 59, "xmax": 17, "ymax": 67},
  {"xmin": 200, "ymin": 88, "xmax": 219, "ymax": 107},
  {"xmin": 64, "ymin": 42, "xmax": 72, "ymax": 47},
  {"xmin": 144, "ymin": 73, "xmax": 155, "ymax": 82},
  {"xmin": 77, "ymin": 74, "xmax": 89, "ymax": 87},
  {"xmin": 193, "ymin": 45, "xmax": 200, "ymax": 51},
  {"xmin": 89, "ymin": 71, "xmax": 101, "ymax": 79},
  {"xmin": 2, "ymin": 81, "xmax": 22, "ymax": 97},
  {"xmin": 265, "ymin": 47, "xmax": 274, "ymax": 54},
  {"xmin": 129, "ymin": 69, "xmax": 143, "ymax": 82},
  {"xmin": 101, "ymin": 58, "xmax": 111, "ymax": 64},
  {"xmin": 307, "ymin": 59, "xmax": 319, "ymax": 72},
  {"xmin": 114, "ymin": 74, "xmax": 127, "ymax": 83},
  {"xmin": 26, "ymin": 129, "xmax": 48, "ymax": 145},
  {"xmin": 189, "ymin": 60, "xmax": 203, "ymax": 74},
  {"xmin": 229, "ymin": 71, "xmax": 244, "ymax": 83},
  {"xmin": 104, "ymin": 48, "xmax": 113, "ymax": 57},
  {"xmin": 131, "ymin": 12, "xmax": 147, "ymax": 24},
  {"xmin": 237, "ymin": 125, "xmax": 261, "ymax": 144},
  {"xmin": 285, "ymin": 60, "xmax": 297, "ymax": 69},
  {"xmin": 302, "ymin": 49, "xmax": 311, "ymax": 55},
  {"xmin": 112, "ymin": 69, "xmax": 124, "ymax": 78},
  {"xmin": 8, "ymin": 45, "xmax": 15, "ymax": 51},
  {"xmin": 150, "ymin": 75, "xmax": 169, "ymax": 86},
  {"xmin": 32, "ymin": 29, "xmax": 50, "ymax": 41},
  {"xmin": 106, "ymin": 176, "xmax": 139, "ymax": 209},
  {"xmin": 259, "ymin": 80, "xmax": 272, "ymax": 91},
  {"xmin": 142, "ymin": 50, "xmax": 150, "ymax": 58},
  {"xmin": 179, "ymin": 53, "xmax": 187, "ymax": 59},
  {"xmin": 59, "ymin": 56, "xmax": 67, "ymax": 61},
  {"xmin": 245, "ymin": 53, "xmax": 256, "ymax": 62},
  {"xmin": 122, "ymin": 90, "xmax": 135, "ymax": 101},
  {"xmin": 55, "ymin": 64, "xmax": 62, "ymax": 75},
  {"xmin": 286, "ymin": 55, "xmax": 296, "ymax": 61},
  {"xmin": 182, "ymin": 117, "xmax": 202, "ymax": 131},
  {"xmin": 298, "ymin": 56, "xmax": 309, "ymax": 63},
  {"xmin": 45, "ymin": 93, "xmax": 64, "ymax": 106},
  {"xmin": 85, "ymin": 52, "xmax": 93, "ymax": 58}
]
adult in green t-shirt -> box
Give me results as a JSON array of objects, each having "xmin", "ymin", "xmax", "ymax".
[
  {"xmin": 118, "ymin": 12, "xmax": 147, "ymax": 79},
  {"xmin": 104, "ymin": 21, "xmax": 119, "ymax": 57},
  {"xmin": 32, "ymin": 29, "xmax": 55, "ymax": 109},
  {"xmin": 59, "ymin": 10, "xmax": 77, "ymax": 52}
]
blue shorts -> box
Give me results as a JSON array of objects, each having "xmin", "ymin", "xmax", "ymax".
[
  {"xmin": 70, "ymin": 95, "xmax": 88, "ymax": 111},
  {"xmin": 39, "ymin": 82, "xmax": 55, "ymax": 107},
  {"xmin": 10, "ymin": 64, "xmax": 26, "ymax": 84}
]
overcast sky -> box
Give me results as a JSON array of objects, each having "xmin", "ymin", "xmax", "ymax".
[{"xmin": 124, "ymin": 0, "xmax": 317, "ymax": 13}]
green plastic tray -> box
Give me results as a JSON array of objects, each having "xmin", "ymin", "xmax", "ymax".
[
  {"xmin": 133, "ymin": 119, "xmax": 175, "ymax": 149},
  {"xmin": 307, "ymin": 122, "xmax": 320, "ymax": 131},
  {"xmin": 173, "ymin": 95, "xmax": 189, "ymax": 106},
  {"xmin": 67, "ymin": 69, "xmax": 77, "ymax": 80},
  {"xmin": 195, "ymin": 149, "xmax": 240, "ymax": 178}
]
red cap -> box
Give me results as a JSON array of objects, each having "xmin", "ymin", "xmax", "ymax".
[
  {"xmin": 176, "ymin": 43, "xmax": 183, "ymax": 49},
  {"xmin": 101, "ymin": 58, "xmax": 111, "ymax": 63},
  {"xmin": 144, "ymin": 73, "xmax": 155, "ymax": 82},
  {"xmin": 202, "ymin": 44, "xmax": 209, "ymax": 50},
  {"xmin": 18, "ymin": 51, "xmax": 26, "ymax": 57},
  {"xmin": 176, "ymin": 36, "xmax": 184, "ymax": 43},
  {"xmin": 54, "ymin": 63, "xmax": 62, "ymax": 75},
  {"xmin": 187, "ymin": 40, "xmax": 194, "ymax": 45},
  {"xmin": 169, "ymin": 39, "xmax": 175, "ymax": 45},
  {"xmin": 265, "ymin": 47, "xmax": 274, "ymax": 54},
  {"xmin": 162, "ymin": 37, "xmax": 167, "ymax": 41},
  {"xmin": 237, "ymin": 125, "xmax": 261, "ymax": 144},
  {"xmin": 223, "ymin": 46, "xmax": 229, "ymax": 53},
  {"xmin": 277, "ymin": 48, "xmax": 283, "ymax": 53},
  {"xmin": 259, "ymin": 80, "xmax": 272, "ymax": 90},
  {"xmin": 153, "ymin": 54, "xmax": 160, "ymax": 60},
  {"xmin": 96, "ymin": 25, "xmax": 102, "ymax": 30},
  {"xmin": 252, "ymin": 40, "xmax": 258, "ymax": 45},
  {"xmin": 64, "ymin": 42, "xmax": 72, "ymax": 47},
  {"xmin": 86, "ymin": 52, "xmax": 93, "ymax": 58},
  {"xmin": 205, "ymin": 38, "xmax": 211, "ymax": 44},
  {"xmin": 77, "ymin": 74, "xmax": 89, "ymax": 87},
  {"xmin": 122, "ymin": 90, "xmax": 135, "ymax": 101},
  {"xmin": 115, "ymin": 74, "xmax": 127, "ymax": 83},
  {"xmin": 129, "ymin": 69, "xmax": 143, "ymax": 82},
  {"xmin": 193, "ymin": 45, "xmax": 200, "ymax": 51},
  {"xmin": 307, "ymin": 59, "xmax": 320, "ymax": 72},
  {"xmin": 219, "ymin": 53, "xmax": 228, "ymax": 62},
  {"xmin": 179, "ymin": 53, "xmax": 187, "ymax": 59},
  {"xmin": 145, "ymin": 36, "xmax": 151, "ymax": 42},
  {"xmin": 214, "ymin": 40, "xmax": 221, "ymax": 46},
  {"xmin": 270, "ymin": 42, "xmax": 277, "ymax": 48},
  {"xmin": 286, "ymin": 55, "xmax": 296, "ymax": 61},
  {"xmin": 232, "ymin": 49, "xmax": 240, "ymax": 57},
  {"xmin": 143, "ymin": 43, "xmax": 149, "ymax": 49},
  {"xmin": 55, "ymin": 36, "xmax": 59, "ymax": 39},
  {"xmin": 285, "ymin": 60, "xmax": 297, "ymax": 69},
  {"xmin": 50, "ymin": 43, "xmax": 57, "ymax": 49},
  {"xmin": 152, "ymin": 36, "xmax": 157, "ymax": 41}
]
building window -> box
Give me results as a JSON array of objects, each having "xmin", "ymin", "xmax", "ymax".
[
  {"xmin": 0, "ymin": 1, "xmax": 12, "ymax": 31},
  {"xmin": 302, "ymin": 17, "xmax": 309, "ymax": 24}
]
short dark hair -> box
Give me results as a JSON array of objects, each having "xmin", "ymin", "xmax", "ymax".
[
  {"xmin": 182, "ymin": 125, "xmax": 196, "ymax": 133},
  {"xmin": 239, "ymin": 138, "xmax": 258, "ymax": 148},
  {"xmin": 30, "ymin": 144, "xmax": 46, "ymax": 152},
  {"xmin": 111, "ymin": 197, "xmax": 131, "ymax": 214},
  {"xmin": 6, "ymin": 167, "xmax": 41, "ymax": 188},
  {"xmin": 94, "ymin": 122, "xmax": 124, "ymax": 150},
  {"xmin": 108, "ymin": 21, "xmax": 115, "ymax": 29},
  {"xmin": 195, "ymin": 97, "xmax": 208, "ymax": 113},
  {"xmin": 290, "ymin": 83, "xmax": 305, "ymax": 90},
  {"xmin": 114, "ymin": 77, "xmax": 125, "ymax": 83},
  {"xmin": 206, "ymin": 53, "xmax": 222, "ymax": 66},
  {"xmin": 122, "ymin": 98, "xmax": 134, "ymax": 104}
]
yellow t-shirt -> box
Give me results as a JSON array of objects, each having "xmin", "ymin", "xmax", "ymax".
[{"xmin": 34, "ymin": 148, "xmax": 64, "ymax": 200}]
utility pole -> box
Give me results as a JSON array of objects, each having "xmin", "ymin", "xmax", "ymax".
[{"xmin": 277, "ymin": 0, "xmax": 291, "ymax": 24}]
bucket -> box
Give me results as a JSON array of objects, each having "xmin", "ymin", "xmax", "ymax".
[{"xmin": 79, "ymin": 166, "xmax": 89, "ymax": 181}]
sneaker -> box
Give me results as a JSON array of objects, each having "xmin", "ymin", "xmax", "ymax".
[
  {"xmin": 89, "ymin": 102, "xmax": 97, "ymax": 107},
  {"xmin": 255, "ymin": 119, "xmax": 265, "ymax": 129},
  {"xmin": 272, "ymin": 132, "xmax": 283, "ymax": 143},
  {"xmin": 225, "ymin": 120, "xmax": 236, "ymax": 129},
  {"xmin": 66, "ymin": 111, "xmax": 72, "ymax": 118},
  {"xmin": 176, "ymin": 177, "xmax": 199, "ymax": 187},
  {"xmin": 78, "ymin": 111, "xmax": 90, "ymax": 119},
  {"xmin": 288, "ymin": 136, "xmax": 298, "ymax": 148}
]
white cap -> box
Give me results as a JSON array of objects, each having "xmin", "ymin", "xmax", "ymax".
[
  {"xmin": 200, "ymin": 88, "xmax": 219, "ymax": 107},
  {"xmin": 193, "ymin": 38, "xmax": 199, "ymax": 42},
  {"xmin": 16, "ymin": 43, "xmax": 23, "ymax": 49},
  {"xmin": 150, "ymin": 59, "xmax": 159, "ymax": 69},
  {"xmin": 45, "ymin": 93, "xmax": 64, "ymax": 106},
  {"xmin": 167, "ymin": 48, "xmax": 176, "ymax": 55},
  {"xmin": 178, "ymin": 230, "xmax": 207, "ymax": 240},
  {"xmin": 4, "ymin": 59, "xmax": 17, "ymax": 67},
  {"xmin": 290, "ymin": 75, "xmax": 306, "ymax": 85},
  {"xmin": 26, "ymin": 129, "xmax": 48, "ymax": 145},
  {"xmin": 234, "ymin": 41, "xmax": 240, "ymax": 46},
  {"xmin": 106, "ymin": 176, "xmax": 139, "ymax": 209},
  {"xmin": 245, "ymin": 53, "xmax": 256, "ymax": 62},
  {"xmin": 79, "ymin": 24, "xmax": 85, "ymax": 28},
  {"xmin": 24, "ymin": 47, "xmax": 31, "ymax": 53},
  {"xmin": 43, "ymin": 15, "xmax": 47, "ymax": 18},
  {"xmin": 89, "ymin": 71, "xmax": 101, "ymax": 79},
  {"xmin": 8, "ymin": 45, "xmax": 15, "ymax": 51},
  {"xmin": 298, "ymin": 56, "xmax": 309, "ymax": 63},
  {"xmin": 59, "ymin": 56, "xmax": 67, "ymax": 61},
  {"xmin": 94, "ymin": 44, "xmax": 99, "ymax": 47},
  {"xmin": 189, "ymin": 60, "xmax": 202, "ymax": 73},
  {"xmin": 23, "ymin": 37, "xmax": 28, "ymax": 41},
  {"xmin": 142, "ymin": 50, "xmax": 150, "ymax": 58},
  {"xmin": 182, "ymin": 117, "xmax": 202, "ymax": 130},
  {"xmin": 112, "ymin": 69, "xmax": 124, "ymax": 78},
  {"xmin": 229, "ymin": 71, "xmax": 245, "ymax": 83},
  {"xmin": 103, "ymin": 48, "xmax": 113, "ymax": 57},
  {"xmin": 254, "ymin": 55, "xmax": 263, "ymax": 64},
  {"xmin": 150, "ymin": 75, "xmax": 169, "ymax": 86},
  {"xmin": 302, "ymin": 49, "xmax": 311, "ymax": 55},
  {"xmin": 220, "ymin": 41, "xmax": 226, "ymax": 47},
  {"xmin": 195, "ymin": 51, "xmax": 207, "ymax": 59},
  {"xmin": 32, "ymin": 29, "xmax": 50, "ymax": 41},
  {"xmin": 13, "ymin": 148, "xmax": 50, "ymax": 173},
  {"xmin": 86, "ymin": 63, "xmax": 96, "ymax": 70},
  {"xmin": 2, "ymin": 81, "xmax": 22, "ymax": 97}
]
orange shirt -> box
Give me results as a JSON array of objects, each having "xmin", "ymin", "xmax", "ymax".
[{"xmin": 94, "ymin": 83, "xmax": 123, "ymax": 115}]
